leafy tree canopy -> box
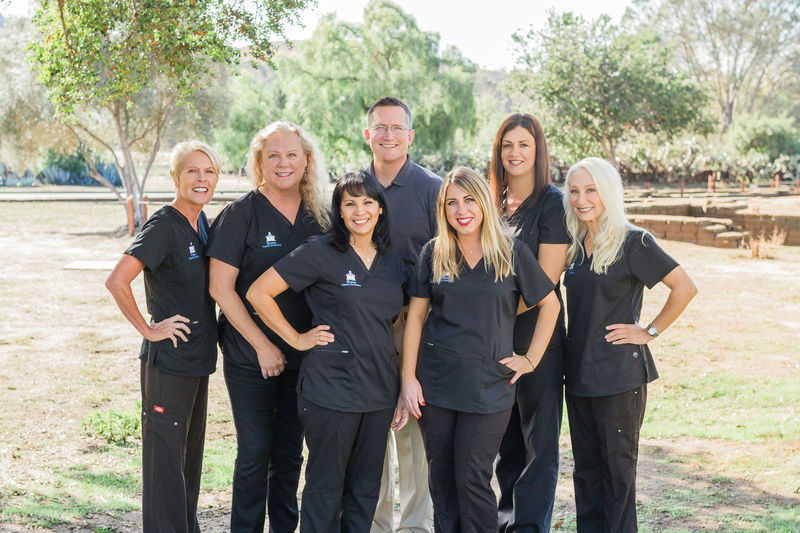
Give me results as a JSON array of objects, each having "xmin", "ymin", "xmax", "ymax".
[
  {"xmin": 216, "ymin": 0, "xmax": 478, "ymax": 172},
  {"xmin": 28, "ymin": 0, "xmax": 312, "ymax": 227},
  {"xmin": 511, "ymin": 11, "xmax": 710, "ymax": 163}
]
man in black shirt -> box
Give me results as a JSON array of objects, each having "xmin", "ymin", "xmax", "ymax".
[{"xmin": 364, "ymin": 97, "xmax": 441, "ymax": 533}]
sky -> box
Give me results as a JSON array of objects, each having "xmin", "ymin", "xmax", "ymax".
[{"xmin": 2, "ymin": 0, "xmax": 633, "ymax": 70}]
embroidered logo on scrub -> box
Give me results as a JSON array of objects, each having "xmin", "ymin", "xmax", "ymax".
[
  {"xmin": 341, "ymin": 270, "xmax": 361, "ymax": 287},
  {"xmin": 438, "ymin": 271, "xmax": 454, "ymax": 283},
  {"xmin": 262, "ymin": 232, "xmax": 281, "ymax": 248},
  {"xmin": 188, "ymin": 242, "xmax": 200, "ymax": 260}
]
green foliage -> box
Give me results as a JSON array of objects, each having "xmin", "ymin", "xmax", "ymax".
[
  {"xmin": 26, "ymin": 0, "xmax": 312, "ymax": 227},
  {"xmin": 733, "ymin": 115, "xmax": 800, "ymax": 160},
  {"xmin": 630, "ymin": 0, "xmax": 800, "ymax": 131},
  {"xmin": 511, "ymin": 11, "xmax": 710, "ymax": 163},
  {"xmin": 0, "ymin": 16, "xmax": 74, "ymax": 173},
  {"xmin": 81, "ymin": 402, "xmax": 141, "ymax": 446},
  {"xmin": 218, "ymin": 0, "xmax": 478, "ymax": 174},
  {"xmin": 214, "ymin": 69, "xmax": 285, "ymax": 172},
  {"xmin": 27, "ymin": 0, "xmax": 311, "ymax": 115}
]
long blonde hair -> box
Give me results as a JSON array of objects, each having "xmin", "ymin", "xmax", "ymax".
[
  {"xmin": 432, "ymin": 167, "xmax": 515, "ymax": 282},
  {"xmin": 245, "ymin": 121, "xmax": 331, "ymax": 230},
  {"xmin": 563, "ymin": 157, "xmax": 643, "ymax": 274}
]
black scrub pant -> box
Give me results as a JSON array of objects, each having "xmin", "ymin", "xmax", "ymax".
[
  {"xmin": 224, "ymin": 360, "xmax": 304, "ymax": 533},
  {"xmin": 140, "ymin": 359, "xmax": 208, "ymax": 533},
  {"xmin": 565, "ymin": 386, "xmax": 647, "ymax": 533},
  {"xmin": 299, "ymin": 397, "xmax": 394, "ymax": 533},
  {"xmin": 418, "ymin": 404, "xmax": 512, "ymax": 533},
  {"xmin": 496, "ymin": 343, "xmax": 563, "ymax": 533}
]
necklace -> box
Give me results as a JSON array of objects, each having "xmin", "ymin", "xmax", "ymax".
[{"xmin": 352, "ymin": 243, "xmax": 377, "ymax": 265}]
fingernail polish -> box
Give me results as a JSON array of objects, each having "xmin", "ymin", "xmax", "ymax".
[{"xmin": 421, "ymin": 401, "xmax": 426, "ymax": 406}]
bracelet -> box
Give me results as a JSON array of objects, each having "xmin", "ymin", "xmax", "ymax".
[{"xmin": 523, "ymin": 354, "xmax": 535, "ymax": 370}]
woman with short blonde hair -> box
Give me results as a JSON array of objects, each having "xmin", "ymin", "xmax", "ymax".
[{"xmin": 106, "ymin": 140, "xmax": 221, "ymax": 532}]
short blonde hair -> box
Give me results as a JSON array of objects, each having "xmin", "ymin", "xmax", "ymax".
[
  {"xmin": 432, "ymin": 167, "xmax": 515, "ymax": 282},
  {"xmin": 245, "ymin": 121, "xmax": 330, "ymax": 230},
  {"xmin": 169, "ymin": 140, "xmax": 222, "ymax": 181}
]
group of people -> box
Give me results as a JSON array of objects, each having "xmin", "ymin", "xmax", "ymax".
[{"xmin": 105, "ymin": 97, "xmax": 697, "ymax": 533}]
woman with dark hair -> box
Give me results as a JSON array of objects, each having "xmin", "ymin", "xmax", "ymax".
[
  {"xmin": 247, "ymin": 171, "xmax": 405, "ymax": 532},
  {"xmin": 105, "ymin": 140, "xmax": 221, "ymax": 532},
  {"xmin": 489, "ymin": 113, "xmax": 572, "ymax": 533},
  {"xmin": 395, "ymin": 167, "xmax": 560, "ymax": 533},
  {"xmin": 207, "ymin": 121, "xmax": 329, "ymax": 533}
]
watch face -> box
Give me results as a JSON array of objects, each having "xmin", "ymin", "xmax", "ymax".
[{"xmin": 648, "ymin": 325, "xmax": 658, "ymax": 336}]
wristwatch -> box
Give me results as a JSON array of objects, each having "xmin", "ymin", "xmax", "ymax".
[{"xmin": 647, "ymin": 323, "xmax": 659, "ymax": 337}]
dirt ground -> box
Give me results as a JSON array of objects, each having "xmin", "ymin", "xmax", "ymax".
[{"xmin": 0, "ymin": 197, "xmax": 798, "ymax": 532}]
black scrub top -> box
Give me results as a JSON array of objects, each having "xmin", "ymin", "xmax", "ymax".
[
  {"xmin": 365, "ymin": 156, "xmax": 441, "ymax": 270},
  {"xmin": 125, "ymin": 205, "xmax": 217, "ymax": 377},
  {"xmin": 410, "ymin": 238, "xmax": 555, "ymax": 414},
  {"xmin": 206, "ymin": 190, "xmax": 323, "ymax": 370},
  {"xmin": 505, "ymin": 184, "xmax": 571, "ymax": 354},
  {"xmin": 563, "ymin": 230, "xmax": 679, "ymax": 397},
  {"xmin": 273, "ymin": 235, "xmax": 406, "ymax": 413}
]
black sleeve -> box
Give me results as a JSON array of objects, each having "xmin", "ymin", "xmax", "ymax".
[
  {"xmin": 626, "ymin": 231, "xmax": 679, "ymax": 289},
  {"xmin": 272, "ymin": 237, "xmax": 324, "ymax": 292},
  {"xmin": 124, "ymin": 214, "xmax": 172, "ymax": 271},
  {"xmin": 539, "ymin": 192, "xmax": 571, "ymax": 245},
  {"xmin": 206, "ymin": 199, "xmax": 249, "ymax": 268},
  {"xmin": 514, "ymin": 240, "xmax": 555, "ymax": 308},
  {"xmin": 408, "ymin": 241, "xmax": 434, "ymax": 299},
  {"xmin": 426, "ymin": 182, "xmax": 440, "ymax": 241}
]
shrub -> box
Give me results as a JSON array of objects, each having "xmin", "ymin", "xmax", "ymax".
[{"xmin": 82, "ymin": 402, "xmax": 141, "ymax": 446}]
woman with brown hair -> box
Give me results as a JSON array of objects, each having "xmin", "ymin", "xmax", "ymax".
[{"xmin": 489, "ymin": 113, "xmax": 571, "ymax": 533}]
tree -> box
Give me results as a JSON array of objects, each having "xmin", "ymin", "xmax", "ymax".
[
  {"xmin": 28, "ymin": 0, "xmax": 312, "ymax": 228},
  {"xmin": 511, "ymin": 11, "xmax": 709, "ymax": 164},
  {"xmin": 214, "ymin": 0, "xmax": 477, "ymax": 172},
  {"xmin": 629, "ymin": 0, "xmax": 800, "ymax": 132},
  {"xmin": 0, "ymin": 16, "xmax": 74, "ymax": 173}
]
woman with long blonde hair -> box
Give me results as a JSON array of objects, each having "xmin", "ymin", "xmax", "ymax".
[
  {"xmin": 562, "ymin": 157, "xmax": 697, "ymax": 531},
  {"xmin": 207, "ymin": 121, "xmax": 329, "ymax": 532},
  {"xmin": 394, "ymin": 167, "xmax": 560, "ymax": 533}
]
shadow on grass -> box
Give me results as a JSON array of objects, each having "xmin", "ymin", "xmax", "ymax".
[
  {"xmin": 637, "ymin": 441, "xmax": 798, "ymax": 532},
  {"xmin": 551, "ymin": 439, "xmax": 800, "ymax": 532}
]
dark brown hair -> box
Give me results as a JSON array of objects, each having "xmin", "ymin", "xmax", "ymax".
[{"xmin": 488, "ymin": 113, "xmax": 550, "ymax": 211}]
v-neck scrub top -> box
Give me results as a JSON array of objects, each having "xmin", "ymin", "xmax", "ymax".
[
  {"xmin": 273, "ymin": 234, "xmax": 406, "ymax": 413},
  {"xmin": 125, "ymin": 205, "xmax": 218, "ymax": 377},
  {"xmin": 506, "ymin": 184, "xmax": 571, "ymax": 353},
  {"xmin": 410, "ymin": 239, "xmax": 555, "ymax": 414},
  {"xmin": 563, "ymin": 231, "xmax": 679, "ymax": 397},
  {"xmin": 206, "ymin": 190, "xmax": 323, "ymax": 370}
]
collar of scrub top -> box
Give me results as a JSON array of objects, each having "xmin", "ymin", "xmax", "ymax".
[{"xmin": 370, "ymin": 155, "xmax": 413, "ymax": 188}]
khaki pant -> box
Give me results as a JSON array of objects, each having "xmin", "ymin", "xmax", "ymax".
[{"xmin": 371, "ymin": 416, "xmax": 432, "ymax": 533}]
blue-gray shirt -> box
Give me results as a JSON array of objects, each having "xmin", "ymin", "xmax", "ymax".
[{"xmin": 365, "ymin": 156, "xmax": 442, "ymax": 271}]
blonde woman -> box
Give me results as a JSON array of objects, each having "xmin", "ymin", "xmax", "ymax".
[
  {"xmin": 562, "ymin": 157, "xmax": 697, "ymax": 532},
  {"xmin": 206, "ymin": 121, "xmax": 329, "ymax": 533},
  {"xmin": 105, "ymin": 140, "xmax": 221, "ymax": 532},
  {"xmin": 394, "ymin": 167, "xmax": 560, "ymax": 533}
]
